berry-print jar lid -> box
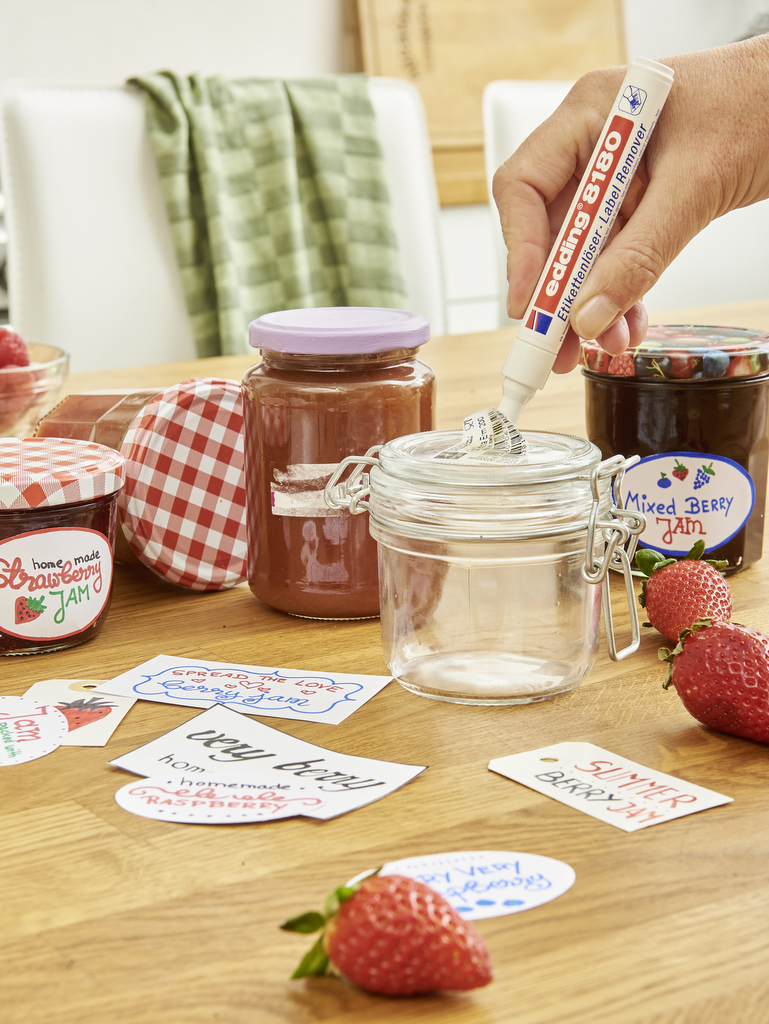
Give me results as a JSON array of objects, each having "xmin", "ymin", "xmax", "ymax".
[
  {"xmin": 118, "ymin": 378, "xmax": 247, "ymax": 591},
  {"xmin": 581, "ymin": 325, "xmax": 769, "ymax": 381},
  {"xmin": 0, "ymin": 436, "xmax": 125, "ymax": 511}
]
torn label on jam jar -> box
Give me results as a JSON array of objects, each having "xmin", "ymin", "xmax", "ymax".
[{"xmin": 0, "ymin": 437, "xmax": 125, "ymax": 655}]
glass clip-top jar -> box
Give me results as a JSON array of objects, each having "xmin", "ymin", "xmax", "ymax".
[{"xmin": 326, "ymin": 430, "xmax": 646, "ymax": 705}]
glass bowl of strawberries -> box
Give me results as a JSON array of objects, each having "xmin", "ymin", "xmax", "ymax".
[{"xmin": 0, "ymin": 328, "xmax": 69, "ymax": 437}]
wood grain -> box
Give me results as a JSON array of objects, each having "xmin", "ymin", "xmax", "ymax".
[{"xmin": 4, "ymin": 315, "xmax": 769, "ymax": 1024}]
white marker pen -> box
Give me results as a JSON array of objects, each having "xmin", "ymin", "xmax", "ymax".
[{"xmin": 498, "ymin": 57, "xmax": 674, "ymax": 424}]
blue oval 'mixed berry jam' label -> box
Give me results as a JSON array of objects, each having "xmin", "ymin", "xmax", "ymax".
[
  {"xmin": 0, "ymin": 527, "xmax": 113, "ymax": 641},
  {"xmin": 622, "ymin": 452, "xmax": 755, "ymax": 557}
]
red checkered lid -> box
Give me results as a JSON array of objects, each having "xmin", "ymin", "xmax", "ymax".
[
  {"xmin": 118, "ymin": 378, "xmax": 247, "ymax": 591},
  {"xmin": 0, "ymin": 436, "xmax": 125, "ymax": 510}
]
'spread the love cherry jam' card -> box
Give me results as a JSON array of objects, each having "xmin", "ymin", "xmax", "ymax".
[
  {"xmin": 115, "ymin": 774, "xmax": 331, "ymax": 824},
  {"xmin": 23, "ymin": 679, "xmax": 136, "ymax": 746},
  {"xmin": 369, "ymin": 850, "xmax": 575, "ymax": 920},
  {"xmin": 97, "ymin": 654, "xmax": 392, "ymax": 724},
  {"xmin": 489, "ymin": 742, "xmax": 732, "ymax": 832},
  {"xmin": 0, "ymin": 695, "xmax": 68, "ymax": 765},
  {"xmin": 109, "ymin": 704, "xmax": 426, "ymax": 818}
]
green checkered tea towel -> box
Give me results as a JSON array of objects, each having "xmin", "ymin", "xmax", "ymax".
[{"xmin": 128, "ymin": 72, "xmax": 408, "ymax": 357}]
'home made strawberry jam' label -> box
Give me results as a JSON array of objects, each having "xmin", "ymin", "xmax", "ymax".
[
  {"xmin": 623, "ymin": 452, "xmax": 755, "ymax": 557},
  {"xmin": 0, "ymin": 528, "xmax": 113, "ymax": 641}
]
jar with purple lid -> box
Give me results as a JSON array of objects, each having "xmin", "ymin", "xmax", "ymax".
[
  {"xmin": 582, "ymin": 325, "xmax": 769, "ymax": 572},
  {"xmin": 241, "ymin": 307, "xmax": 435, "ymax": 618}
]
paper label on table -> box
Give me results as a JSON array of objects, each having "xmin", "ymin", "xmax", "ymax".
[
  {"xmin": 489, "ymin": 742, "xmax": 733, "ymax": 832},
  {"xmin": 115, "ymin": 774, "xmax": 329, "ymax": 824},
  {"xmin": 376, "ymin": 850, "xmax": 575, "ymax": 920},
  {"xmin": 96, "ymin": 654, "xmax": 392, "ymax": 725},
  {"xmin": 109, "ymin": 704, "xmax": 426, "ymax": 819},
  {"xmin": 23, "ymin": 679, "xmax": 136, "ymax": 746},
  {"xmin": 0, "ymin": 695, "xmax": 68, "ymax": 765}
]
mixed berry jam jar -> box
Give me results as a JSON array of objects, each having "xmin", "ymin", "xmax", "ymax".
[
  {"xmin": 242, "ymin": 307, "xmax": 435, "ymax": 619},
  {"xmin": 582, "ymin": 325, "xmax": 769, "ymax": 573},
  {"xmin": 0, "ymin": 437, "xmax": 125, "ymax": 655}
]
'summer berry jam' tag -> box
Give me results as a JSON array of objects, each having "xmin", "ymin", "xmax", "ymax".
[
  {"xmin": 622, "ymin": 451, "xmax": 755, "ymax": 556},
  {"xmin": 115, "ymin": 773, "xmax": 329, "ymax": 824},
  {"xmin": 0, "ymin": 528, "xmax": 114, "ymax": 642},
  {"xmin": 23, "ymin": 679, "xmax": 136, "ymax": 747},
  {"xmin": 96, "ymin": 653, "xmax": 392, "ymax": 725},
  {"xmin": 0, "ymin": 695, "xmax": 68, "ymax": 765},
  {"xmin": 489, "ymin": 742, "xmax": 732, "ymax": 831},
  {"xmin": 109, "ymin": 704, "xmax": 426, "ymax": 819},
  {"xmin": 359, "ymin": 850, "xmax": 575, "ymax": 921}
]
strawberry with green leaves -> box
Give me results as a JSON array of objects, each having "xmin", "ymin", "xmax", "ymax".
[
  {"xmin": 660, "ymin": 618, "xmax": 769, "ymax": 744},
  {"xmin": 281, "ymin": 871, "xmax": 492, "ymax": 997},
  {"xmin": 637, "ymin": 540, "xmax": 731, "ymax": 644}
]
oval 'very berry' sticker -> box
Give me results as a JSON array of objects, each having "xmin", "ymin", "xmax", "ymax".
[
  {"xmin": 0, "ymin": 695, "xmax": 68, "ymax": 765},
  {"xmin": 622, "ymin": 451, "xmax": 754, "ymax": 556},
  {"xmin": 351, "ymin": 850, "xmax": 575, "ymax": 921}
]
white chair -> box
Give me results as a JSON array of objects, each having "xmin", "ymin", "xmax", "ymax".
[
  {"xmin": 483, "ymin": 78, "xmax": 769, "ymax": 328},
  {"xmin": 0, "ymin": 77, "xmax": 445, "ymax": 372}
]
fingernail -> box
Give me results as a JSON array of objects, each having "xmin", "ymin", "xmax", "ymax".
[{"xmin": 573, "ymin": 295, "xmax": 621, "ymax": 339}]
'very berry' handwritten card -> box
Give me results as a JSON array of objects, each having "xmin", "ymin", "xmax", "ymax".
[
  {"xmin": 96, "ymin": 654, "xmax": 392, "ymax": 725},
  {"xmin": 109, "ymin": 704, "xmax": 426, "ymax": 819}
]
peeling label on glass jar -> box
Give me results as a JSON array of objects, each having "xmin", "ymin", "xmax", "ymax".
[
  {"xmin": 622, "ymin": 452, "xmax": 755, "ymax": 556},
  {"xmin": 0, "ymin": 528, "xmax": 114, "ymax": 641},
  {"xmin": 271, "ymin": 464, "xmax": 347, "ymax": 517},
  {"xmin": 435, "ymin": 409, "xmax": 527, "ymax": 464}
]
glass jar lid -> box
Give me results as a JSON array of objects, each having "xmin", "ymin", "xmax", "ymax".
[
  {"xmin": 369, "ymin": 429, "xmax": 608, "ymax": 540},
  {"xmin": 581, "ymin": 324, "xmax": 769, "ymax": 381},
  {"xmin": 248, "ymin": 307, "xmax": 429, "ymax": 355}
]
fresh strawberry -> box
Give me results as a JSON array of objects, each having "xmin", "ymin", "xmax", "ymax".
[
  {"xmin": 0, "ymin": 328, "xmax": 30, "ymax": 368},
  {"xmin": 608, "ymin": 352, "xmax": 635, "ymax": 376},
  {"xmin": 55, "ymin": 696, "xmax": 116, "ymax": 730},
  {"xmin": 660, "ymin": 619, "xmax": 769, "ymax": 743},
  {"xmin": 15, "ymin": 596, "xmax": 46, "ymax": 624},
  {"xmin": 281, "ymin": 871, "xmax": 492, "ymax": 996},
  {"xmin": 637, "ymin": 540, "xmax": 731, "ymax": 643}
]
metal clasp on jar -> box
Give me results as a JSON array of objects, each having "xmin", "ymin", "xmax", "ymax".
[
  {"xmin": 324, "ymin": 446, "xmax": 382, "ymax": 514},
  {"xmin": 581, "ymin": 454, "xmax": 647, "ymax": 662}
]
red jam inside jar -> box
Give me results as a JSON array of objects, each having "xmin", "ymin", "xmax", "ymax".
[
  {"xmin": 582, "ymin": 325, "xmax": 769, "ymax": 573},
  {"xmin": 0, "ymin": 437, "xmax": 125, "ymax": 654},
  {"xmin": 242, "ymin": 307, "xmax": 435, "ymax": 618}
]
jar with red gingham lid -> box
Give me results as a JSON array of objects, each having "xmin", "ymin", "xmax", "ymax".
[{"xmin": 0, "ymin": 436, "xmax": 125, "ymax": 655}]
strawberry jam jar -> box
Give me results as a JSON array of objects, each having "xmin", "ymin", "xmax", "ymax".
[
  {"xmin": 0, "ymin": 437, "xmax": 125, "ymax": 655},
  {"xmin": 242, "ymin": 307, "xmax": 435, "ymax": 618},
  {"xmin": 582, "ymin": 325, "xmax": 769, "ymax": 572}
]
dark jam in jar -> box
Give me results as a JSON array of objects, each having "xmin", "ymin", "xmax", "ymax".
[
  {"xmin": 242, "ymin": 308, "xmax": 435, "ymax": 618},
  {"xmin": 0, "ymin": 437, "xmax": 125, "ymax": 654},
  {"xmin": 582, "ymin": 325, "xmax": 769, "ymax": 573}
]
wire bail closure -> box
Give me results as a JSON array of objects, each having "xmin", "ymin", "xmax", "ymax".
[
  {"xmin": 324, "ymin": 446, "xmax": 382, "ymax": 515},
  {"xmin": 581, "ymin": 454, "xmax": 646, "ymax": 662}
]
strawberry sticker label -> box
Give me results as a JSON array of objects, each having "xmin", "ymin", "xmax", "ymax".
[
  {"xmin": 0, "ymin": 528, "xmax": 113, "ymax": 641},
  {"xmin": 96, "ymin": 654, "xmax": 392, "ymax": 725},
  {"xmin": 0, "ymin": 695, "xmax": 68, "ymax": 765},
  {"xmin": 115, "ymin": 774, "xmax": 329, "ymax": 824},
  {"xmin": 23, "ymin": 679, "xmax": 137, "ymax": 746},
  {"xmin": 371, "ymin": 851, "xmax": 575, "ymax": 921},
  {"xmin": 489, "ymin": 742, "xmax": 732, "ymax": 831},
  {"xmin": 622, "ymin": 451, "xmax": 755, "ymax": 556}
]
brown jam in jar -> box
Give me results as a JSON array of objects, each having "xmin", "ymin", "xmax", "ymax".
[
  {"xmin": 242, "ymin": 307, "xmax": 435, "ymax": 618},
  {"xmin": 582, "ymin": 325, "xmax": 769, "ymax": 573},
  {"xmin": 0, "ymin": 437, "xmax": 125, "ymax": 654}
]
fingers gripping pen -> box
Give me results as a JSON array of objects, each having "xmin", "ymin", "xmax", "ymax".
[{"xmin": 497, "ymin": 57, "xmax": 674, "ymax": 425}]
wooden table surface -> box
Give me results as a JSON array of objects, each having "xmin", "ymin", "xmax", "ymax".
[{"xmin": 4, "ymin": 301, "xmax": 769, "ymax": 1024}]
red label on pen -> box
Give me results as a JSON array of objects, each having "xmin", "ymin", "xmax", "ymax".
[{"xmin": 532, "ymin": 114, "xmax": 634, "ymax": 316}]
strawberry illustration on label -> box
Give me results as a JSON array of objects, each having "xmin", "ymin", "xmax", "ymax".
[
  {"xmin": 55, "ymin": 696, "xmax": 116, "ymax": 731},
  {"xmin": 672, "ymin": 459, "xmax": 689, "ymax": 481},
  {"xmin": 15, "ymin": 596, "xmax": 46, "ymax": 624}
]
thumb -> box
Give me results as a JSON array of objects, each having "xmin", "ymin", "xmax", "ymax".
[{"xmin": 570, "ymin": 184, "xmax": 700, "ymax": 340}]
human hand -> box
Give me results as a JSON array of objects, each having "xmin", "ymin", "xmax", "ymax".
[{"xmin": 492, "ymin": 35, "xmax": 769, "ymax": 372}]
